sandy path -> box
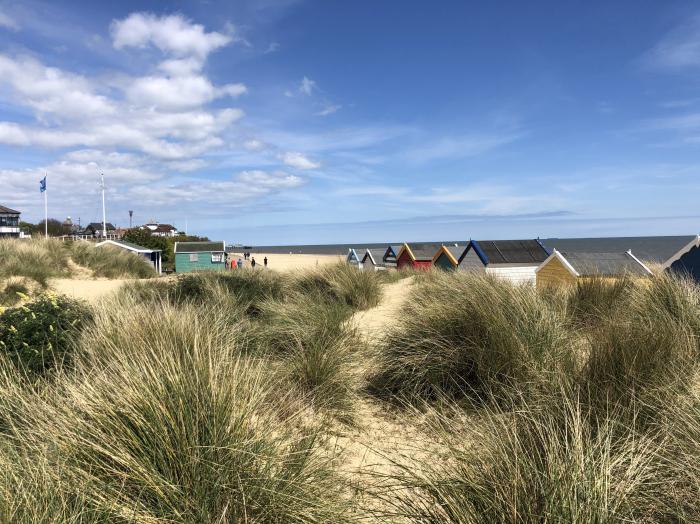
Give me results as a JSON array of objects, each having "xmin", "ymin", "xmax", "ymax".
[
  {"xmin": 336, "ymin": 277, "xmax": 425, "ymax": 515},
  {"xmin": 349, "ymin": 276, "xmax": 414, "ymax": 342},
  {"xmin": 50, "ymin": 278, "xmax": 131, "ymax": 303}
]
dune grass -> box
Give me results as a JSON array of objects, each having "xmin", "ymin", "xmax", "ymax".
[
  {"xmin": 0, "ymin": 238, "xmax": 154, "ymax": 296},
  {"xmin": 370, "ymin": 271, "xmax": 575, "ymax": 403},
  {"xmin": 2, "ymin": 263, "xmax": 700, "ymax": 521},
  {"xmin": 68, "ymin": 241, "xmax": 155, "ymax": 278},
  {"xmin": 0, "ymin": 298, "xmax": 356, "ymax": 522}
]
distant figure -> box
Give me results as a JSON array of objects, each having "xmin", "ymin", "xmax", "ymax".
[
  {"xmin": 264, "ymin": 256, "xmax": 268, "ymax": 268},
  {"xmin": 237, "ymin": 257, "xmax": 243, "ymax": 269},
  {"xmin": 251, "ymin": 257, "xmax": 256, "ymax": 269}
]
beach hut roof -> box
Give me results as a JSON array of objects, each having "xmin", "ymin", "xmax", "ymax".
[
  {"xmin": 432, "ymin": 244, "xmax": 464, "ymax": 265},
  {"xmin": 174, "ymin": 241, "xmax": 225, "ymax": 253},
  {"xmin": 465, "ymin": 239, "xmax": 549, "ymax": 265},
  {"xmin": 96, "ymin": 239, "xmax": 161, "ymax": 253},
  {"xmin": 537, "ymin": 250, "xmax": 653, "ymax": 277},
  {"xmin": 401, "ymin": 242, "xmax": 444, "ymax": 261},
  {"xmin": 541, "ymin": 235, "xmax": 699, "ymax": 267},
  {"xmin": 362, "ymin": 248, "xmax": 385, "ymax": 265}
]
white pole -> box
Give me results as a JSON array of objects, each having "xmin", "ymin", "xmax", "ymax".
[
  {"xmin": 101, "ymin": 173, "xmax": 107, "ymax": 239},
  {"xmin": 44, "ymin": 172, "xmax": 48, "ymax": 237}
]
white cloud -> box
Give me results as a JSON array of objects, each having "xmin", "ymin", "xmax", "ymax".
[
  {"xmin": 0, "ymin": 54, "xmax": 116, "ymax": 119},
  {"xmin": 281, "ymin": 151, "xmax": 321, "ymax": 169},
  {"xmin": 403, "ymin": 133, "xmax": 522, "ymax": 164},
  {"xmin": 646, "ymin": 14, "xmax": 700, "ymax": 70},
  {"xmin": 126, "ymin": 75, "xmax": 246, "ymax": 110},
  {"xmin": 316, "ymin": 103, "xmax": 341, "ymax": 116},
  {"xmin": 264, "ymin": 42, "xmax": 280, "ymax": 54},
  {"xmin": 243, "ymin": 138, "xmax": 268, "ymax": 151},
  {"xmin": 111, "ymin": 12, "xmax": 232, "ymax": 59},
  {"xmin": 299, "ymin": 76, "xmax": 316, "ymax": 95},
  {"xmin": 0, "ymin": 11, "xmax": 19, "ymax": 30}
]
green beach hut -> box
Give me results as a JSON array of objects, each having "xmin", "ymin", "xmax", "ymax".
[
  {"xmin": 432, "ymin": 244, "xmax": 464, "ymax": 270},
  {"xmin": 174, "ymin": 241, "xmax": 226, "ymax": 273}
]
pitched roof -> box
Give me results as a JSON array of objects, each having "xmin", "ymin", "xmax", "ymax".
[
  {"xmin": 470, "ymin": 239, "xmax": 549, "ymax": 265},
  {"xmin": 97, "ymin": 239, "xmax": 161, "ymax": 253},
  {"xmin": 540, "ymin": 250, "xmax": 652, "ymax": 277},
  {"xmin": 153, "ymin": 224, "xmax": 177, "ymax": 232},
  {"xmin": 541, "ymin": 236, "xmax": 698, "ymax": 265},
  {"xmin": 86, "ymin": 222, "xmax": 116, "ymax": 231},
  {"xmin": 0, "ymin": 205, "xmax": 20, "ymax": 214},
  {"xmin": 432, "ymin": 244, "xmax": 465, "ymax": 265},
  {"xmin": 384, "ymin": 245, "xmax": 403, "ymax": 260},
  {"xmin": 362, "ymin": 248, "xmax": 385, "ymax": 265},
  {"xmin": 404, "ymin": 242, "xmax": 444, "ymax": 261},
  {"xmin": 174, "ymin": 241, "xmax": 225, "ymax": 253}
]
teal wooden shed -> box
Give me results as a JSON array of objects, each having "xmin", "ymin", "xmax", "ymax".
[{"xmin": 174, "ymin": 241, "xmax": 226, "ymax": 273}]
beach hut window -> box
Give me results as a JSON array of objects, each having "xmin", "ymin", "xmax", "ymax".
[
  {"xmin": 211, "ymin": 253, "xmax": 223, "ymax": 263},
  {"xmin": 189, "ymin": 253, "xmax": 199, "ymax": 262}
]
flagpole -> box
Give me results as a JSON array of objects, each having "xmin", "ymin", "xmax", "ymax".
[
  {"xmin": 44, "ymin": 172, "xmax": 48, "ymax": 237},
  {"xmin": 100, "ymin": 173, "xmax": 107, "ymax": 239}
]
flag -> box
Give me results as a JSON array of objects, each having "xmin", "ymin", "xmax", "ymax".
[{"xmin": 39, "ymin": 176, "xmax": 46, "ymax": 193}]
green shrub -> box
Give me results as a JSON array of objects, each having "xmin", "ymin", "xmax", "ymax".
[
  {"xmin": 0, "ymin": 281, "xmax": 28, "ymax": 306},
  {"xmin": 371, "ymin": 272, "xmax": 574, "ymax": 403},
  {"xmin": 0, "ymin": 294, "xmax": 92, "ymax": 376}
]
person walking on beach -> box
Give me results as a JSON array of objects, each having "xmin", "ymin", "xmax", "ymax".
[
  {"xmin": 264, "ymin": 256, "xmax": 268, "ymax": 268},
  {"xmin": 251, "ymin": 257, "xmax": 256, "ymax": 269},
  {"xmin": 237, "ymin": 257, "xmax": 243, "ymax": 269}
]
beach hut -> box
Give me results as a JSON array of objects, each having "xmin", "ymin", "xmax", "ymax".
[
  {"xmin": 96, "ymin": 239, "xmax": 162, "ymax": 274},
  {"xmin": 396, "ymin": 243, "xmax": 438, "ymax": 270},
  {"xmin": 536, "ymin": 250, "xmax": 652, "ymax": 288},
  {"xmin": 382, "ymin": 245, "xmax": 402, "ymax": 268},
  {"xmin": 432, "ymin": 244, "xmax": 465, "ymax": 270},
  {"xmin": 361, "ymin": 248, "xmax": 386, "ymax": 271},
  {"xmin": 541, "ymin": 235, "xmax": 700, "ymax": 281},
  {"xmin": 458, "ymin": 239, "xmax": 549, "ymax": 285},
  {"xmin": 174, "ymin": 241, "xmax": 226, "ymax": 273},
  {"xmin": 346, "ymin": 248, "xmax": 362, "ymax": 269}
]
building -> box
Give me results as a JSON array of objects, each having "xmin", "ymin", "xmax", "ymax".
[
  {"xmin": 536, "ymin": 250, "xmax": 652, "ymax": 288},
  {"xmin": 382, "ymin": 245, "xmax": 403, "ymax": 268},
  {"xmin": 541, "ymin": 235, "xmax": 700, "ymax": 281},
  {"xmin": 346, "ymin": 248, "xmax": 362, "ymax": 268},
  {"xmin": 0, "ymin": 205, "xmax": 20, "ymax": 238},
  {"xmin": 432, "ymin": 244, "xmax": 465, "ymax": 270},
  {"xmin": 96, "ymin": 239, "xmax": 162, "ymax": 274},
  {"xmin": 458, "ymin": 239, "xmax": 550, "ymax": 284},
  {"xmin": 82, "ymin": 222, "xmax": 117, "ymax": 239},
  {"xmin": 174, "ymin": 241, "xmax": 226, "ymax": 273},
  {"xmin": 144, "ymin": 222, "xmax": 179, "ymax": 237},
  {"xmin": 361, "ymin": 248, "xmax": 386, "ymax": 271},
  {"xmin": 397, "ymin": 243, "xmax": 440, "ymax": 270}
]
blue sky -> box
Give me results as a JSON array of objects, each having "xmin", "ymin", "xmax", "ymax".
[{"xmin": 2, "ymin": 0, "xmax": 700, "ymax": 244}]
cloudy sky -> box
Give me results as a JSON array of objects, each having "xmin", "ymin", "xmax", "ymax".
[{"xmin": 2, "ymin": 1, "xmax": 700, "ymax": 244}]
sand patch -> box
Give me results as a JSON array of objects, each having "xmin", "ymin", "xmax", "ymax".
[{"xmin": 50, "ymin": 278, "xmax": 132, "ymax": 303}]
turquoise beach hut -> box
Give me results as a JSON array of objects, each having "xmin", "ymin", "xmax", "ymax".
[{"xmin": 174, "ymin": 241, "xmax": 226, "ymax": 273}]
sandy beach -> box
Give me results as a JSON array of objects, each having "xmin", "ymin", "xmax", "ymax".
[{"xmin": 231, "ymin": 252, "xmax": 344, "ymax": 272}]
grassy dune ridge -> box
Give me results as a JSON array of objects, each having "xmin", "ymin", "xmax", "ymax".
[
  {"xmin": 0, "ymin": 262, "xmax": 700, "ymax": 521},
  {"xmin": 0, "ymin": 238, "xmax": 154, "ymax": 304}
]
